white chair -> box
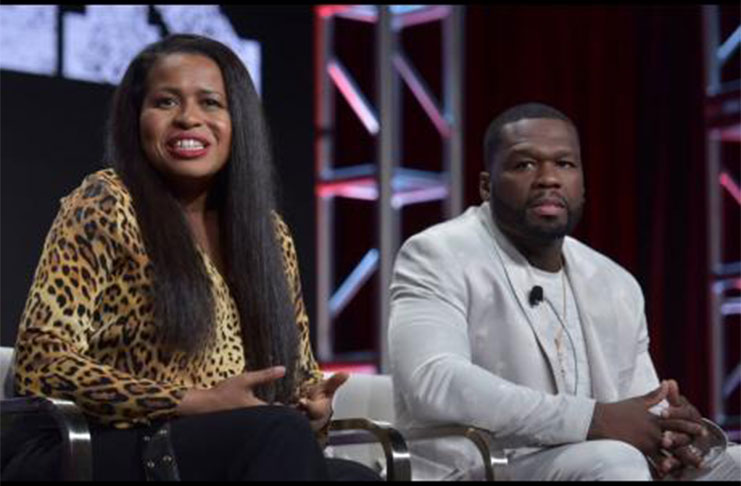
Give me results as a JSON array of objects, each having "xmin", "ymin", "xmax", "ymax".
[
  {"xmin": 328, "ymin": 373, "xmax": 405, "ymax": 479},
  {"xmin": 329, "ymin": 372, "xmax": 507, "ymax": 481}
]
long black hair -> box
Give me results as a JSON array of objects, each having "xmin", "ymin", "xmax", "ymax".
[{"xmin": 105, "ymin": 34, "xmax": 297, "ymax": 403}]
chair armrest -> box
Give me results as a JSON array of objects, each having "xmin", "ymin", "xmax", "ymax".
[
  {"xmin": 328, "ymin": 418, "xmax": 411, "ymax": 481},
  {"xmin": 403, "ymin": 425, "xmax": 508, "ymax": 481},
  {"xmin": 1, "ymin": 396, "xmax": 92, "ymax": 480}
]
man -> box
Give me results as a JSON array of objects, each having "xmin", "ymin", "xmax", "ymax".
[{"xmin": 388, "ymin": 103, "xmax": 740, "ymax": 480}]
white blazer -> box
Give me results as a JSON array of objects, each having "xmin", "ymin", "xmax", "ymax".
[{"xmin": 388, "ymin": 202, "xmax": 661, "ymax": 477}]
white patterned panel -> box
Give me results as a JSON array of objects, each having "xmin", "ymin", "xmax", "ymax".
[
  {"xmin": 62, "ymin": 6, "xmax": 161, "ymax": 85},
  {"xmin": 0, "ymin": 5, "xmax": 58, "ymax": 76}
]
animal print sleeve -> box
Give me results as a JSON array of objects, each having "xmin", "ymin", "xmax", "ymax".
[
  {"xmin": 271, "ymin": 214, "xmax": 324, "ymax": 390},
  {"xmin": 13, "ymin": 171, "xmax": 188, "ymax": 428}
]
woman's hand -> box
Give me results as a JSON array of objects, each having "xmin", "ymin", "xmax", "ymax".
[
  {"xmin": 295, "ymin": 372, "xmax": 349, "ymax": 432},
  {"xmin": 176, "ymin": 366, "xmax": 286, "ymax": 415}
]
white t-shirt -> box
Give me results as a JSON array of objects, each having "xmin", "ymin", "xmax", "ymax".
[{"xmin": 530, "ymin": 264, "xmax": 592, "ymax": 397}]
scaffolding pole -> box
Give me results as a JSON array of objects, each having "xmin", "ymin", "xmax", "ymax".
[
  {"xmin": 702, "ymin": 4, "xmax": 741, "ymax": 439},
  {"xmin": 315, "ymin": 5, "xmax": 465, "ymax": 371}
]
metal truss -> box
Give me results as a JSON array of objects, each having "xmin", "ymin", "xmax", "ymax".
[
  {"xmin": 702, "ymin": 5, "xmax": 741, "ymax": 440},
  {"xmin": 315, "ymin": 5, "xmax": 464, "ymax": 371}
]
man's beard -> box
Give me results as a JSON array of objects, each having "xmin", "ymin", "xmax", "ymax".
[{"xmin": 490, "ymin": 191, "xmax": 584, "ymax": 244}]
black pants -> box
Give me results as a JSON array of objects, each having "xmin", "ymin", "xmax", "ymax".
[{"xmin": 2, "ymin": 405, "xmax": 380, "ymax": 481}]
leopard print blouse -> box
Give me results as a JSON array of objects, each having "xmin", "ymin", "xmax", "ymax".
[{"xmin": 13, "ymin": 169, "xmax": 323, "ymax": 429}]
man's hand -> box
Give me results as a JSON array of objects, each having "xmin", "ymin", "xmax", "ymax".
[
  {"xmin": 655, "ymin": 379, "xmax": 707, "ymax": 474},
  {"xmin": 587, "ymin": 382, "xmax": 668, "ymax": 457},
  {"xmin": 295, "ymin": 372, "xmax": 349, "ymax": 432},
  {"xmin": 176, "ymin": 366, "xmax": 286, "ymax": 415}
]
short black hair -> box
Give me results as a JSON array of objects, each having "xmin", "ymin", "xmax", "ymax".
[{"xmin": 483, "ymin": 102, "xmax": 576, "ymax": 170}]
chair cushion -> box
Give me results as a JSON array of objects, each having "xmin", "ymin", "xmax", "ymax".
[
  {"xmin": 331, "ymin": 373, "xmax": 395, "ymax": 423},
  {"xmin": 0, "ymin": 346, "xmax": 15, "ymax": 399}
]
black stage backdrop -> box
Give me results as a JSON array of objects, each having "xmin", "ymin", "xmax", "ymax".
[{"xmin": 2, "ymin": 5, "xmax": 736, "ymax": 417}]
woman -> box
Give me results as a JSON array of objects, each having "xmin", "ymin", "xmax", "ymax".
[{"xmin": 4, "ymin": 34, "xmax": 374, "ymax": 481}]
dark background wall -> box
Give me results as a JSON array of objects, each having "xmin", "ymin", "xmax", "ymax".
[{"xmin": 2, "ymin": 5, "xmax": 738, "ymax": 418}]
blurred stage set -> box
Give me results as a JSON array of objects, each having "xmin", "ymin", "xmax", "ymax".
[{"xmin": 1, "ymin": 5, "xmax": 739, "ymax": 439}]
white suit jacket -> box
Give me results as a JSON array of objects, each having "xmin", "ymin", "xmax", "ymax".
[{"xmin": 388, "ymin": 202, "xmax": 661, "ymax": 477}]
